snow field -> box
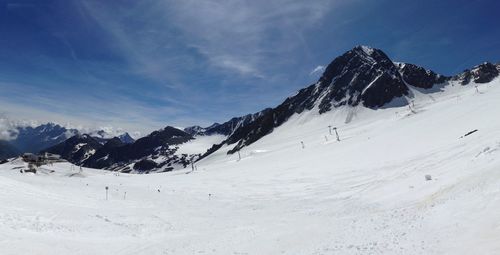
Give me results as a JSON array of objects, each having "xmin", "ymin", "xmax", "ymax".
[{"xmin": 1, "ymin": 79, "xmax": 500, "ymax": 254}]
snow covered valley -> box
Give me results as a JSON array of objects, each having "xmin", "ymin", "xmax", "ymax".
[{"xmin": 1, "ymin": 79, "xmax": 500, "ymax": 254}]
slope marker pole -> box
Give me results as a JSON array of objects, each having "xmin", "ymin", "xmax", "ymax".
[{"xmin": 334, "ymin": 128, "xmax": 340, "ymax": 141}]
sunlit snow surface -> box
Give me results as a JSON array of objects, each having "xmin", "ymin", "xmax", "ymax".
[
  {"xmin": 175, "ymin": 134, "xmax": 226, "ymax": 156},
  {"xmin": 1, "ymin": 79, "xmax": 500, "ymax": 254}
]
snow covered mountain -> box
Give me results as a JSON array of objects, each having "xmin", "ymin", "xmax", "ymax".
[
  {"xmin": 7, "ymin": 123, "xmax": 78, "ymax": 153},
  {"xmin": 41, "ymin": 134, "xmax": 102, "ymax": 165},
  {"xmin": 117, "ymin": 132, "xmax": 135, "ymax": 144},
  {"xmin": 394, "ymin": 62, "xmax": 448, "ymax": 89},
  {"xmin": 83, "ymin": 126, "xmax": 194, "ymax": 173},
  {"xmin": 0, "ymin": 122, "xmax": 135, "ymax": 156},
  {"xmin": 44, "ymin": 126, "xmax": 203, "ymax": 173},
  {"xmin": 2, "ymin": 74, "xmax": 500, "ymax": 254},
  {"xmin": 1, "ymin": 45, "xmax": 500, "ymax": 253},
  {"xmin": 184, "ymin": 109, "xmax": 271, "ymax": 136},
  {"xmin": 90, "ymin": 129, "xmax": 136, "ymax": 145},
  {"xmin": 32, "ymin": 46, "xmax": 500, "ymax": 175},
  {"xmin": 200, "ymin": 46, "xmax": 500, "ymax": 156},
  {"xmin": 42, "ymin": 111, "xmax": 271, "ymax": 173},
  {"xmin": 453, "ymin": 62, "xmax": 500, "ymax": 85}
]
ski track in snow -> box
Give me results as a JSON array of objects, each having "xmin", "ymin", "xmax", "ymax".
[{"xmin": 1, "ymin": 79, "xmax": 500, "ymax": 254}]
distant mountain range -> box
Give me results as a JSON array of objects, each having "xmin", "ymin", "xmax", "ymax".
[
  {"xmin": 10, "ymin": 123, "xmax": 78, "ymax": 153},
  {"xmin": 43, "ymin": 127, "xmax": 195, "ymax": 173},
  {"xmin": 183, "ymin": 109, "xmax": 271, "ymax": 136},
  {"xmin": 0, "ymin": 123, "xmax": 135, "ymax": 160},
  {"xmin": 40, "ymin": 113, "xmax": 268, "ymax": 173},
  {"xmin": 3, "ymin": 46, "xmax": 499, "ymax": 170},
  {"xmin": 89, "ymin": 129, "xmax": 136, "ymax": 145}
]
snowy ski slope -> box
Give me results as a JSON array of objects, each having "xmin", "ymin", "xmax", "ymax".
[{"xmin": 1, "ymin": 79, "xmax": 500, "ymax": 254}]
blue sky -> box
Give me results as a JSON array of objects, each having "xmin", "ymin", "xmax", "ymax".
[{"xmin": 0, "ymin": 0, "xmax": 499, "ymax": 136}]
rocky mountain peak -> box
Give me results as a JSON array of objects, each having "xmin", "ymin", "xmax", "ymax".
[
  {"xmin": 150, "ymin": 126, "xmax": 191, "ymax": 141},
  {"xmin": 470, "ymin": 62, "xmax": 499, "ymax": 83},
  {"xmin": 454, "ymin": 62, "xmax": 500, "ymax": 85},
  {"xmin": 117, "ymin": 133, "xmax": 135, "ymax": 144},
  {"xmin": 183, "ymin": 126, "xmax": 206, "ymax": 136},
  {"xmin": 319, "ymin": 46, "xmax": 397, "ymax": 86},
  {"xmin": 43, "ymin": 134, "xmax": 102, "ymax": 164},
  {"xmin": 8, "ymin": 123, "xmax": 78, "ymax": 153},
  {"xmin": 395, "ymin": 62, "xmax": 449, "ymax": 89},
  {"xmin": 206, "ymin": 46, "xmax": 465, "ymax": 156},
  {"xmin": 184, "ymin": 109, "xmax": 272, "ymax": 137},
  {"xmin": 315, "ymin": 46, "xmax": 408, "ymax": 111},
  {"xmin": 103, "ymin": 137, "xmax": 124, "ymax": 148}
]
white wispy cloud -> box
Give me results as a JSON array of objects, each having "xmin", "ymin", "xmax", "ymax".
[
  {"xmin": 0, "ymin": 117, "xmax": 17, "ymax": 140},
  {"xmin": 80, "ymin": 0, "xmax": 336, "ymax": 79},
  {"xmin": 310, "ymin": 65, "xmax": 326, "ymax": 76},
  {"xmin": 162, "ymin": 0, "xmax": 335, "ymax": 78},
  {"xmin": 0, "ymin": 81, "xmax": 183, "ymax": 136}
]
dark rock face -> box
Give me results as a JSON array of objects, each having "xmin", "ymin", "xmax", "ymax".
[
  {"xmin": 206, "ymin": 110, "xmax": 272, "ymax": 136},
  {"xmin": 455, "ymin": 62, "xmax": 500, "ymax": 85},
  {"xmin": 0, "ymin": 140, "xmax": 20, "ymax": 160},
  {"xmin": 395, "ymin": 63, "xmax": 449, "ymax": 88},
  {"xmin": 83, "ymin": 126, "xmax": 194, "ymax": 172},
  {"xmin": 317, "ymin": 46, "xmax": 408, "ymax": 111},
  {"xmin": 44, "ymin": 126, "xmax": 196, "ymax": 173},
  {"xmin": 184, "ymin": 109, "xmax": 272, "ymax": 136},
  {"xmin": 104, "ymin": 137, "xmax": 124, "ymax": 148},
  {"xmin": 43, "ymin": 134, "xmax": 102, "ymax": 164},
  {"xmin": 183, "ymin": 126, "xmax": 206, "ymax": 136},
  {"xmin": 198, "ymin": 143, "xmax": 225, "ymax": 161},
  {"xmin": 133, "ymin": 159, "xmax": 158, "ymax": 172},
  {"xmin": 120, "ymin": 126, "xmax": 192, "ymax": 160},
  {"xmin": 470, "ymin": 62, "xmax": 499, "ymax": 83},
  {"xmin": 81, "ymin": 137, "xmax": 124, "ymax": 169}
]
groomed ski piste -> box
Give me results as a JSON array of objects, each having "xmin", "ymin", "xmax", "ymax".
[{"xmin": 1, "ymin": 79, "xmax": 500, "ymax": 254}]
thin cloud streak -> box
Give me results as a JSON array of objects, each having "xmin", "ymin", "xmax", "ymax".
[
  {"xmin": 310, "ymin": 65, "xmax": 326, "ymax": 76},
  {"xmin": 0, "ymin": 81, "xmax": 188, "ymax": 135},
  {"xmin": 162, "ymin": 0, "xmax": 336, "ymax": 78},
  {"xmin": 80, "ymin": 0, "xmax": 336, "ymax": 79}
]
